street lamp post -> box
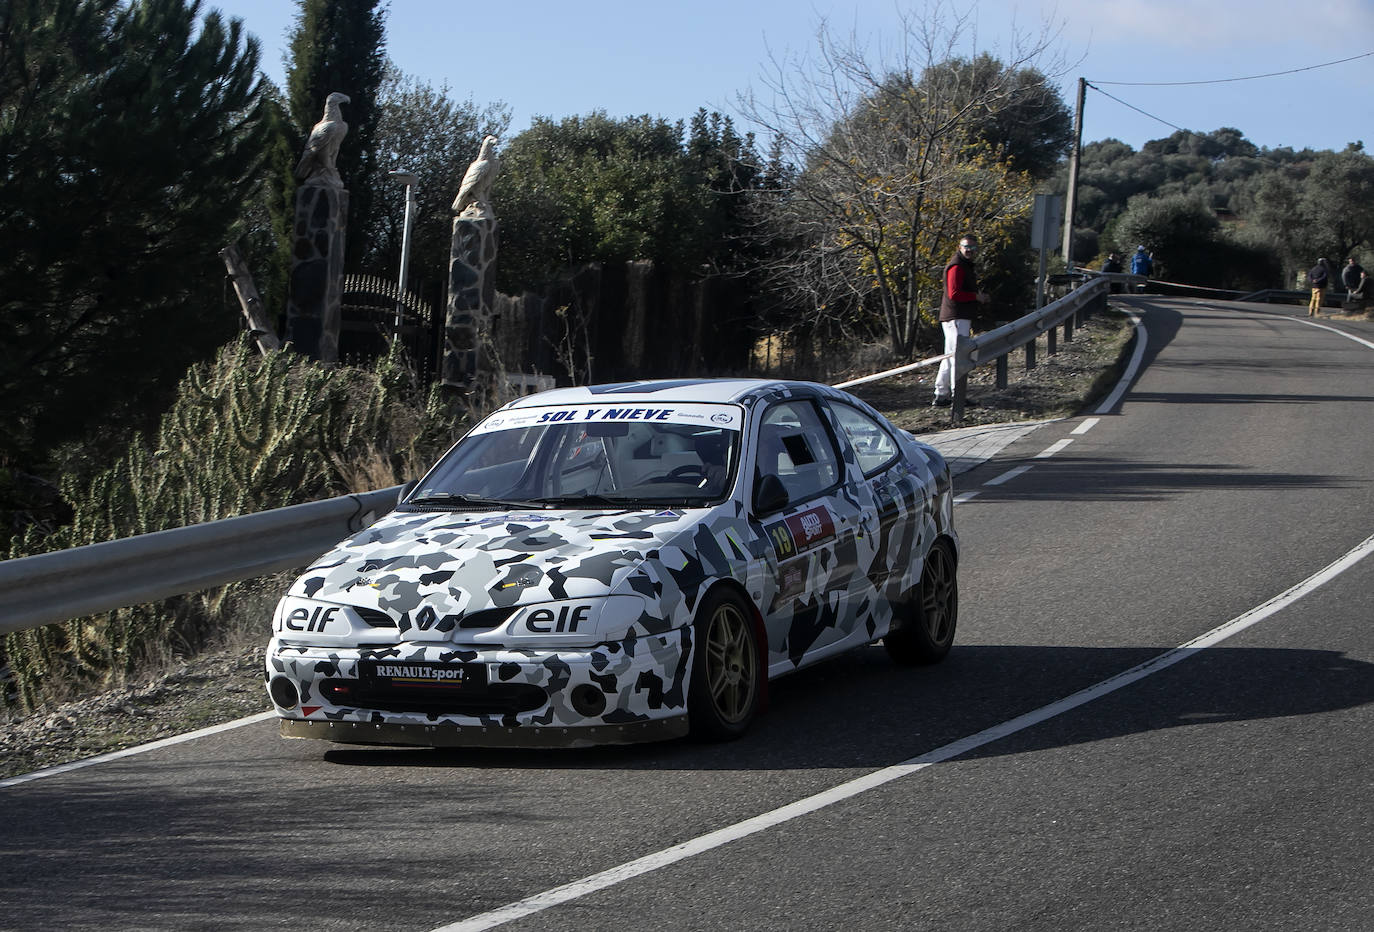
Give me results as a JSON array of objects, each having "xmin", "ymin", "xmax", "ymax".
[{"xmin": 388, "ymin": 170, "xmax": 419, "ymax": 340}]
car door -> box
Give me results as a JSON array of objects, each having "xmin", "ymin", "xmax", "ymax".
[
  {"xmin": 825, "ymin": 400, "xmax": 927, "ymax": 625},
  {"xmin": 747, "ymin": 397, "xmax": 865, "ymax": 673}
]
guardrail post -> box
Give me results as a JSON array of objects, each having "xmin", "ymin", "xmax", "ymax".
[
  {"xmin": 1064, "ymin": 313, "xmax": 1074, "ymax": 343},
  {"xmin": 1025, "ymin": 333, "xmax": 1037, "ymax": 370},
  {"xmin": 1047, "ymin": 322, "xmax": 1057, "ymax": 356},
  {"xmin": 995, "ymin": 353, "xmax": 1008, "ymax": 388}
]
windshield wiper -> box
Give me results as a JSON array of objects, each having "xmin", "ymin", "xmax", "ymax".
[
  {"xmin": 405, "ymin": 492, "xmax": 534, "ymax": 508},
  {"xmin": 523, "ymin": 494, "xmax": 635, "ymax": 508}
]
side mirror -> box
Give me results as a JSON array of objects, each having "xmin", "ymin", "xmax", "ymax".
[
  {"xmin": 397, "ymin": 479, "xmax": 419, "ymax": 505},
  {"xmin": 752, "ymin": 473, "xmax": 789, "ymax": 516}
]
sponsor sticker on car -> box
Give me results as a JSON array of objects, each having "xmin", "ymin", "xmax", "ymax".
[
  {"xmin": 765, "ymin": 504, "xmax": 837, "ymax": 559},
  {"xmin": 359, "ymin": 660, "xmax": 485, "ymax": 690},
  {"xmin": 469, "ymin": 403, "xmax": 743, "ymax": 434}
]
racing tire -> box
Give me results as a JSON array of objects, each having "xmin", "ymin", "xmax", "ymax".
[
  {"xmin": 688, "ymin": 588, "xmax": 762, "ymax": 741},
  {"xmin": 885, "ymin": 538, "xmax": 958, "ymax": 666}
]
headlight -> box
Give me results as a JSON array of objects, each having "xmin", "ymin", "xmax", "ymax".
[
  {"xmin": 497, "ymin": 595, "xmax": 657, "ymax": 648},
  {"xmin": 271, "ymin": 596, "xmax": 374, "ymax": 644}
]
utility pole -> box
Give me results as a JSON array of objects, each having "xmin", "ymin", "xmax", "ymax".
[
  {"xmin": 1061, "ymin": 77, "xmax": 1086, "ymax": 268},
  {"xmin": 388, "ymin": 170, "xmax": 419, "ymax": 339}
]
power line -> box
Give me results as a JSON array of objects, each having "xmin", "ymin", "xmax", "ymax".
[
  {"xmin": 1092, "ymin": 50, "xmax": 1374, "ymax": 87},
  {"xmin": 1085, "ymin": 83, "xmax": 1187, "ymax": 133}
]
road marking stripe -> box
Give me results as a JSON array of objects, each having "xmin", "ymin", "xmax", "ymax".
[
  {"xmin": 1072, "ymin": 417, "xmax": 1099, "ymax": 435},
  {"xmin": 1037, "ymin": 439, "xmax": 1074, "ymax": 457},
  {"xmin": 953, "ymin": 492, "xmax": 981, "ymax": 504},
  {"xmin": 1222, "ymin": 306, "xmax": 1374, "ymax": 351},
  {"xmin": 0, "ymin": 711, "xmax": 278, "ymax": 789},
  {"xmin": 437, "ymin": 530, "xmax": 1374, "ymax": 932},
  {"xmin": 985, "ymin": 464, "xmax": 1033, "ymax": 486},
  {"xmin": 1298, "ymin": 317, "xmax": 1374, "ymax": 350},
  {"xmin": 1094, "ymin": 310, "xmax": 1145, "ymax": 414}
]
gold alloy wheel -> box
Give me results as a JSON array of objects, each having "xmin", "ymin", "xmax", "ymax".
[
  {"xmin": 920, "ymin": 542, "xmax": 957, "ymax": 646},
  {"xmin": 704, "ymin": 599, "xmax": 758, "ymax": 725}
]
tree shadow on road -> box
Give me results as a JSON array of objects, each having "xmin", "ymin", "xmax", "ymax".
[{"xmin": 955, "ymin": 454, "xmax": 1364, "ymax": 502}]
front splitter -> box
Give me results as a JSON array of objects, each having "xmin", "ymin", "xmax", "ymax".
[{"xmin": 278, "ymin": 714, "xmax": 689, "ymax": 749}]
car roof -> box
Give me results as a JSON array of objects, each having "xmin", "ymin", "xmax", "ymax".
[{"xmin": 496, "ymin": 378, "xmax": 841, "ymax": 410}]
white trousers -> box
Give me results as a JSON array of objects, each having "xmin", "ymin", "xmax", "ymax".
[{"xmin": 934, "ymin": 318, "xmax": 970, "ymax": 399}]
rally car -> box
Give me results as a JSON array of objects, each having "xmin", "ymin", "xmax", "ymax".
[{"xmin": 265, "ymin": 378, "xmax": 958, "ymax": 747}]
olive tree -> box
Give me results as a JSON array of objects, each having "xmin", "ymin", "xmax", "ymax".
[{"xmin": 738, "ymin": 3, "xmax": 1070, "ymax": 357}]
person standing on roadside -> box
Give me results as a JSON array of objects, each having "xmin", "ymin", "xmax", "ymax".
[
  {"xmin": 933, "ymin": 234, "xmax": 990, "ymax": 407},
  {"xmin": 1101, "ymin": 251, "xmax": 1124, "ymax": 293},
  {"xmin": 1341, "ymin": 257, "xmax": 1365, "ymax": 300},
  {"xmin": 1130, "ymin": 245, "xmax": 1153, "ymax": 277},
  {"xmin": 1308, "ymin": 257, "xmax": 1330, "ymax": 316}
]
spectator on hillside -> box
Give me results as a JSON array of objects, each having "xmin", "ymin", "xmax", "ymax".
[
  {"xmin": 1308, "ymin": 257, "xmax": 1331, "ymax": 317},
  {"xmin": 1101, "ymin": 252, "xmax": 1124, "ymax": 292},
  {"xmin": 932, "ymin": 233, "xmax": 990, "ymax": 408},
  {"xmin": 1130, "ymin": 245, "xmax": 1153, "ymax": 277},
  {"xmin": 1341, "ymin": 257, "xmax": 1366, "ymax": 300}
]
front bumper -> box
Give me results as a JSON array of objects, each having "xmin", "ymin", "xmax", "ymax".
[
  {"xmin": 278, "ymin": 716, "xmax": 687, "ymax": 748},
  {"xmin": 266, "ymin": 628, "xmax": 692, "ymax": 748}
]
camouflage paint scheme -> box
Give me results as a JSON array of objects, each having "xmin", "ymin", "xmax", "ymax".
[{"xmin": 266, "ymin": 379, "xmax": 956, "ymax": 747}]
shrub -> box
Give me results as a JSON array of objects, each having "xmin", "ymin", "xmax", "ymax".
[{"xmin": 2, "ymin": 339, "xmax": 465, "ymax": 710}]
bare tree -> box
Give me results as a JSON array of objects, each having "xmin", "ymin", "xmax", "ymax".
[{"xmin": 738, "ymin": 2, "xmax": 1069, "ymax": 358}]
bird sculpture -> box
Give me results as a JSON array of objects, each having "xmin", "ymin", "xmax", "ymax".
[
  {"xmin": 451, "ymin": 135, "xmax": 501, "ymax": 218},
  {"xmin": 295, "ymin": 92, "xmax": 351, "ymax": 187}
]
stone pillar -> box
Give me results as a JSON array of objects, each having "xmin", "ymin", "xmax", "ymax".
[
  {"xmin": 286, "ymin": 183, "xmax": 348, "ymax": 364},
  {"xmin": 443, "ymin": 215, "xmax": 498, "ymax": 389}
]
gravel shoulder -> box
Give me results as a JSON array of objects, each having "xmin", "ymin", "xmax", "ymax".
[{"xmin": 1, "ymin": 306, "xmax": 1137, "ymax": 781}]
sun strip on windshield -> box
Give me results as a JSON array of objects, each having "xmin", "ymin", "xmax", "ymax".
[{"xmin": 469, "ymin": 403, "xmax": 744, "ymax": 435}]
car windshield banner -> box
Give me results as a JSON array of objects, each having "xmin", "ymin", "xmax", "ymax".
[{"xmin": 470, "ymin": 403, "xmax": 744, "ymax": 435}]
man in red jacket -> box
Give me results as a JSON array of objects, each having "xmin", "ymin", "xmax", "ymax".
[{"xmin": 933, "ymin": 234, "xmax": 991, "ymax": 406}]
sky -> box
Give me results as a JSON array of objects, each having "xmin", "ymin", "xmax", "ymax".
[{"xmin": 206, "ymin": 0, "xmax": 1374, "ymax": 155}]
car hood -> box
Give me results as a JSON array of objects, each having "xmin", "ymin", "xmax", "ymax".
[{"xmin": 287, "ymin": 506, "xmax": 712, "ymax": 636}]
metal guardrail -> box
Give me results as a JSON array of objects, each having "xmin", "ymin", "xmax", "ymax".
[
  {"xmin": 0, "ymin": 486, "xmax": 403, "ymax": 635},
  {"xmin": 953, "ymin": 275, "xmax": 1110, "ymax": 420},
  {"xmin": 965, "ymin": 276, "xmax": 1108, "ymax": 366},
  {"xmin": 1238, "ymin": 287, "xmax": 1366, "ymax": 308},
  {"xmin": 1074, "ymin": 270, "xmax": 1146, "ymax": 291},
  {"xmin": 835, "ymin": 275, "xmax": 1114, "ymax": 396}
]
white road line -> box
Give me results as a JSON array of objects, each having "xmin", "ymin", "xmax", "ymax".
[
  {"xmin": 1297, "ymin": 317, "xmax": 1374, "ymax": 350},
  {"xmin": 436, "ymin": 531, "xmax": 1374, "ymax": 932},
  {"xmin": 985, "ymin": 464, "xmax": 1034, "ymax": 486},
  {"xmin": 1037, "ymin": 439, "xmax": 1074, "ymax": 458},
  {"xmin": 1071, "ymin": 417, "xmax": 1099, "ymax": 435},
  {"xmin": 953, "ymin": 491, "xmax": 981, "ymax": 504},
  {"xmin": 0, "ymin": 711, "xmax": 278, "ymax": 789},
  {"xmin": 1094, "ymin": 310, "xmax": 1145, "ymax": 414}
]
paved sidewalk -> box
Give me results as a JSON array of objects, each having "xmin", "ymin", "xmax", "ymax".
[{"xmin": 920, "ymin": 419, "xmax": 1058, "ymax": 477}]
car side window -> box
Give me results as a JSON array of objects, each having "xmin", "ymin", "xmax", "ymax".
[
  {"xmin": 754, "ymin": 400, "xmax": 843, "ymax": 505},
  {"xmin": 829, "ymin": 402, "xmax": 900, "ymax": 475}
]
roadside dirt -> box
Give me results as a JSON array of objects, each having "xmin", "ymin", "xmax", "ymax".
[{"xmin": 0, "ymin": 307, "xmax": 1137, "ymax": 780}]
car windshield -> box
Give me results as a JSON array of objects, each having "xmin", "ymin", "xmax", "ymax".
[{"xmin": 410, "ymin": 402, "xmax": 743, "ymax": 509}]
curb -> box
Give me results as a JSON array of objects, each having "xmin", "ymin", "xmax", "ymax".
[{"xmin": 920, "ymin": 419, "xmax": 1059, "ymax": 477}]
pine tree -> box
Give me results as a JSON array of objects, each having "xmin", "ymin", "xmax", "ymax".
[{"xmin": 0, "ymin": 0, "xmax": 270, "ymax": 466}]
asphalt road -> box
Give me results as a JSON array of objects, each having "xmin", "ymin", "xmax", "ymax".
[{"xmin": 3, "ymin": 297, "xmax": 1372, "ymax": 931}]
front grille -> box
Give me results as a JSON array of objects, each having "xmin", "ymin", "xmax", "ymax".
[
  {"xmin": 458, "ymin": 606, "xmax": 518, "ymax": 629},
  {"xmin": 319, "ymin": 678, "xmax": 546, "ymax": 715},
  {"xmin": 354, "ymin": 607, "xmax": 397, "ymax": 628}
]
